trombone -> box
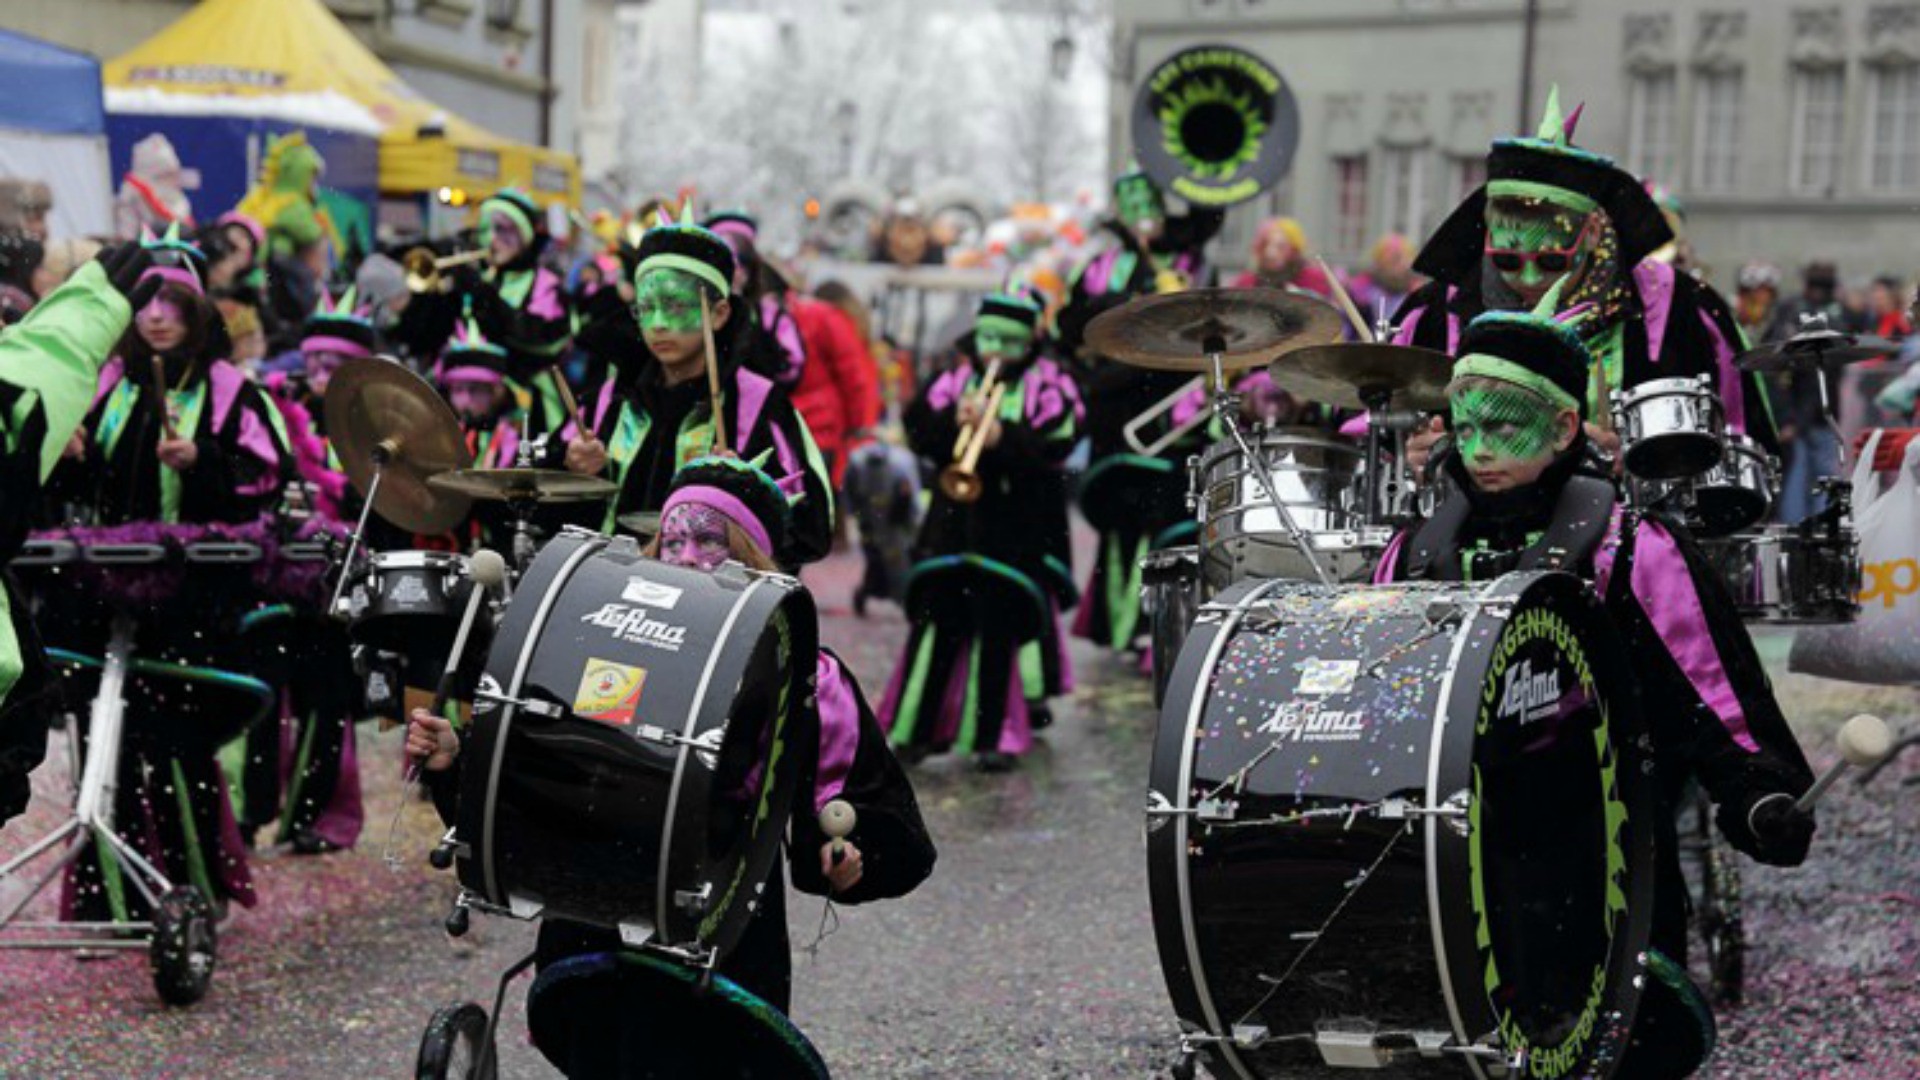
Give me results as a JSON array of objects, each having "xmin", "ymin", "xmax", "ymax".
[
  {"xmin": 1123, "ymin": 375, "xmax": 1209, "ymax": 457},
  {"xmin": 403, "ymin": 246, "xmax": 490, "ymax": 294},
  {"xmin": 939, "ymin": 360, "xmax": 1004, "ymax": 503}
]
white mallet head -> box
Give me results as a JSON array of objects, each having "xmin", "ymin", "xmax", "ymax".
[
  {"xmin": 819, "ymin": 799, "xmax": 857, "ymax": 841},
  {"xmin": 469, "ymin": 548, "xmax": 509, "ymax": 589},
  {"xmin": 1838, "ymin": 714, "xmax": 1894, "ymax": 768}
]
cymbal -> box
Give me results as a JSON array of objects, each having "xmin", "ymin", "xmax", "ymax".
[
  {"xmin": 427, "ymin": 468, "xmax": 619, "ymax": 504},
  {"xmin": 616, "ymin": 511, "xmax": 663, "ymax": 536},
  {"xmin": 324, "ymin": 357, "xmax": 472, "ymax": 534},
  {"xmin": 1268, "ymin": 342, "xmax": 1455, "ymax": 411},
  {"xmin": 1735, "ymin": 330, "xmax": 1902, "ymax": 372},
  {"xmin": 1084, "ymin": 287, "xmax": 1345, "ymax": 373}
]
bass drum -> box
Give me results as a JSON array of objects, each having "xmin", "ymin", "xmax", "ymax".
[
  {"xmin": 1148, "ymin": 573, "xmax": 1656, "ymax": 1079},
  {"xmin": 455, "ymin": 528, "xmax": 818, "ymax": 965}
]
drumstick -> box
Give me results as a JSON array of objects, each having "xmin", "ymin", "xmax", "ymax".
[
  {"xmin": 1791, "ymin": 714, "xmax": 1893, "ymax": 815},
  {"xmin": 150, "ymin": 356, "xmax": 179, "ymax": 440},
  {"xmin": 819, "ymin": 799, "xmax": 856, "ymax": 867},
  {"xmin": 549, "ymin": 367, "xmax": 590, "ymax": 437},
  {"xmin": 1590, "ymin": 359, "xmax": 1616, "ymax": 434},
  {"xmin": 699, "ymin": 290, "xmax": 729, "ymax": 454},
  {"xmin": 1316, "ymin": 256, "xmax": 1375, "ymax": 343},
  {"xmin": 407, "ymin": 549, "xmax": 508, "ymax": 769}
]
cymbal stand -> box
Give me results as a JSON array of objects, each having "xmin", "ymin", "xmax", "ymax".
[
  {"xmin": 1203, "ymin": 337, "xmax": 1332, "ymax": 585},
  {"xmin": 330, "ymin": 440, "xmax": 392, "ymax": 618},
  {"xmin": 1360, "ymin": 388, "xmax": 1420, "ymax": 527}
]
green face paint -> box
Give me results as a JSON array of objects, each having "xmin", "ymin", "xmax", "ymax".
[
  {"xmin": 1450, "ymin": 382, "xmax": 1563, "ymax": 484},
  {"xmin": 1484, "ymin": 196, "xmax": 1597, "ymax": 302},
  {"xmin": 634, "ymin": 269, "xmax": 706, "ymax": 334},
  {"xmin": 974, "ymin": 316, "xmax": 1034, "ymax": 361},
  {"xmin": 1115, "ymin": 177, "xmax": 1165, "ymax": 230}
]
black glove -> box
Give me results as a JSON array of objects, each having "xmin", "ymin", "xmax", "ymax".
[
  {"xmin": 97, "ymin": 243, "xmax": 159, "ymax": 312},
  {"xmin": 1723, "ymin": 791, "xmax": 1815, "ymax": 866}
]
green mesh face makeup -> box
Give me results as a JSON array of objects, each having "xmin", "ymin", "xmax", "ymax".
[
  {"xmin": 1115, "ymin": 176, "xmax": 1165, "ymax": 229},
  {"xmin": 634, "ymin": 268, "xmax": 706, "ymax": 334},
  {"xmin": 1485, "ymin": 196, "xmax": 1597, "ymax": 298},
  {"xmin": 1450, "ymin": 382, "xmax": 1562, "ymax": 471},
  {"xmin": 974, "ymin": 315, "xmax": 1034, "ymax": 361}
]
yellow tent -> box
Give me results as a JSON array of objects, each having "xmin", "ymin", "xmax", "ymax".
[{"xmin": 102, "ymin": 0, "xmax": 579, "ymax": 209}]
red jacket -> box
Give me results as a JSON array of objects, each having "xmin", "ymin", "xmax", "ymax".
[{"xmin": 790, "ymin": 296, "xmax": 881, "ymax": 486}]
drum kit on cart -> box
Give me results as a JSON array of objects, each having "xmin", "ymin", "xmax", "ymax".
[{"xmin": 1082, "ymin": 290, "xmax": 1890, "ymax": 1079}]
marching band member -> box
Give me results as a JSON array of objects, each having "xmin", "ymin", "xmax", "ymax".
[
  {"xmin": 880, "ymin": 293, "xmax": 1081, "ymax": 770},
  {"xmin": 426, "ymin": 317, "xmax": 527, "ymax": 553},
  {"xmin": 1373, "ymin": 302, "xmax": 1816, "ymax": 1078},
  {"xmin": 1058, "ymin": 170, "xmax": 1220, "ymax": 655},
  {"xmin": 47, "ymin": 227, "xmax": 291, "ymax": 920},
  {"xmin": 406, "ymin": 455, "xmax": 934, "ymax": 1076},
  {"xmin": 703, "ymin": 210, "xmax": 807, "ymax": 387},
  {"xmin": 557, "ymin": 212, "xmax": 834, "ymax": 565},
  {"xmin": 0, "ymin": 243, "xmax": 159, "ymax": 829},
  {"xmin": 1395, "ymin": 88, "xmax": 1775, "ymax": 471},
  {"xmin": 236, "ymin": 288, "xmax": 377, "ymax": 853}
]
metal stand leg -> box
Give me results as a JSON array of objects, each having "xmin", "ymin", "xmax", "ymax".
[{"xmin": 329, "ymin": 462, "xmax": 385, "ymax": 617}]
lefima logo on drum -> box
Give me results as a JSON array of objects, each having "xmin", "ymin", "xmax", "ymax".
[
  {"xmin": 580, "ymin": 602, "xmax": 689, "ymax": 651},
  {"xmin": 1496, "ymin": 659, "xmax": 1562, "ymax": 724},
  {"xmin": 1859, "ymin": 558, "xmax": 1919, "ymax": 609}
]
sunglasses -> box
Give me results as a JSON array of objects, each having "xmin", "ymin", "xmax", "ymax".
[{"xmin": 1485, "ymin": 214, "xmax": 1597, "ymax": 275}]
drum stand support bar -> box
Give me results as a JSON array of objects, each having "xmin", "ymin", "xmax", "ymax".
[
  {"xmin": 329, "ymin": 458, "xmax": 386, "ymax": 617},
  {"xmin": 1206, "ymin": 346, "xmax": 1333, "ymax": 585}
]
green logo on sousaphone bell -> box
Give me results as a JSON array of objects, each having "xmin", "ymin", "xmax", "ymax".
[{"xmin": 1132, "ymin": 44, "xmax": 1299, "ymax": 208}]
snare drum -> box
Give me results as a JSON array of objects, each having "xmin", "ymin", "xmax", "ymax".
[
  {"xmin": 1149, "ymin": 573, "xmax": 1655, "ymax": 1078},
  {"xmin": 346, "ymin": 550, "xmax": 472, "ymax": 653},
  {"xmin": 454, "ymin": 529, "xmax": 817, "ymax": 965},
  {"xmin": 1701, "ymin": 527, "xmax": 1860, "ymax": 625},
  {"xmin": 1692, "ymin": 434, "xmax": 1776, "ymax": 537},
  {"xmin": 1617, "ymin": 376, "xmax": 1724, "ymax": 481},
  {"xmin": 1141, "ymin": 546, "xmax": 1200, "ymax": 707},
  {"xmin": 1195, "ymin": 429, "xmax": 1384, "ymax": 588}
]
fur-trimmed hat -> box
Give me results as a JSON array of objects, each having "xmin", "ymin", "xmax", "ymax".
[
  {"xmin": 138, "ymin": 221, "xmax": 209, "ymax": 296},
  {"xmin": 301, "ymin": 286, "xmax": 377, "ymax": 358},
  {"xmin": 438, "ymin": 317, "xmax": 509, "ymax": 385},
  {"xmin": 634, "ymin": 202, "xmax": 735, "ymax": 299},
  {"xmin": 661, "ymin": 454, "xmax": 795, "ymax": 558}
]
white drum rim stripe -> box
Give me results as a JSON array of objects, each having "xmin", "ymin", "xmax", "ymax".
[
  {"xmin": 1175, "ymin": 577, "xmax": 1287, "ymax": 1080},
  {"xmin": 656, "ymin": 575, "xmax": 766, "ymax": 948},
  {"xmin": 482, "ymin": 535, "xmax": 606, "ymax": 906}
]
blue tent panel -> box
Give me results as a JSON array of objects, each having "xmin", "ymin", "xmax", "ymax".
[
  {"xmin": 106, "ymin": 114, "xmax": 379, "ymax": 256},
  {"xmin": 0, "ymin": 30, "xmax": 106, "ymax": 136}
]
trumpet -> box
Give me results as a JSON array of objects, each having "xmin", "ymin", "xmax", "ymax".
[
  {"xmin": 940, "ymin": 361, "xmax": 1006, "ymax": 504},
  {"xmin": 403, "ymin": 246, "xmax": 490, "ymax": 294},
  {"xmin": 1123, "ymin": 375, "xmax": 1208, "ymax": 457}
]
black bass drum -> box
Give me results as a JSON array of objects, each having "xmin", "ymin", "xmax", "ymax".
[
  {"xmin": 455, "ymin": 528, "xmax": 818, "ymax": 965},
  {"xmin": 1147, "ymin": 572, "xmax": 1655, "ymax": 1078}
]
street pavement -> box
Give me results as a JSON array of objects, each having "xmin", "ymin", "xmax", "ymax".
[{"xmin": 0, "ymin": 548, "xmax": 1914, "ymax": 1079}]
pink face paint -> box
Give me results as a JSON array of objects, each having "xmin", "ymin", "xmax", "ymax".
[
  {"xmin": 658, "ymin": 503, "xmax": 735, "ymax": 571},
  {"xmin": 304, "ymin": 350, "xmax": 346, "ymax": 395},
  {"xmin": 447, "ymin": 381, "xmax": 500, "ymax": 421},
  {"xmin": 139, "ymin": 295, "xmax": 185, "ymax": 328}
]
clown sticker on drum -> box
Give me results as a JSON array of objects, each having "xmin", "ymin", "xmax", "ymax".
[{"xmin": 572, "ymin": 658, "xmax": 648, "ymax": 726}]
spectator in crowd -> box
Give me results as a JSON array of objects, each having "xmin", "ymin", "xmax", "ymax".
[
  {"xmin": 1865, "ymin": 275, "xmax": 1914, "ymax": 347},
  {"xmin": 1734, "ymin": 261, "xmax": 1787, "ymax": 347},
  {"xmin": 32, "ymin": 237, "xmax": 102, "ymax": 299},
  {"xmin": 1230, "ymin": 217, "xmax": 1336, "ymax": 299},
  {"xmin": 1775, "ymin": 261, "xmax": 1856, "ymax": 523},
  {"xmin": 0, "ymin": 179, "xmax": 52, "ymax": 243}
]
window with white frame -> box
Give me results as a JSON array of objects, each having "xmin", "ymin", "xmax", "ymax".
[
  {"xmin": 1693, "ymin": 69, "xmax": 1744, "ymax": 192},
  {"xmin": 1867, "ymin": 63, "xmax": 1920, "ymax": 191},
  {"xmin": 1331, "ymin": 155, "xmax": 1369, "ymax": 254},
  {"xmin": 1379, "ymin": 146, "xmax": 1426, "ymax": 239},
  {"xmin": 1791, "ymin": 66, "xmax": 1846, "ymax": 194},
  {"xmin": 1626, "ymin": 69, "xmax": 1678, "ymax": 181}
]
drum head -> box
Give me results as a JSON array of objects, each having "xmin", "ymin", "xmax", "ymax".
[
  {"xmin": 527, "ymin": 951, "xmax": 831, "ymax": 1079},
  {"xmin": 1148, "ymin": 573, "xmax": 1655, "ymax": 1079},
  {"xmin": 460, "ymin": 533, "xmax": 816, "ymax": 960},
  {"xmin": 1624, "ymin": 432, "xmax": 1722, "ymax": 482}
]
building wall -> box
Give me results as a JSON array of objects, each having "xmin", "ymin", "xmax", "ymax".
[{"xmin": 1112, "ymin": 0, "xmax": 1920, "ymax": 283}]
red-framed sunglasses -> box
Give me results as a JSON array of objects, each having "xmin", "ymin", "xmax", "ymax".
[{"xmin": 1484, "ymin": 214, "xmax": 1598, "ymax": 275}]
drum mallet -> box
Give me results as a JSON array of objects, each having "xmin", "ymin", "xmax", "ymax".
[
  {"xmin": 820, "ymin": 800, "xmax": 857, "ymax": 868},
  {"xmin": 1793, "ymin": 714, "xmax": 1894, "ymax": 815}
]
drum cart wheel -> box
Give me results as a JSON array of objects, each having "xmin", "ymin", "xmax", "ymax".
[
  {"xmin": 150, "ymin": 886, "xmax": 217, "ymax": 1006},
  {"xmin": 1678, "ymin": 787, "xmax": 1745, "ymax": 1006},
  {"xmin": 416, "ymin": 1001, "xmax": 496, "ymax": 1080}
]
